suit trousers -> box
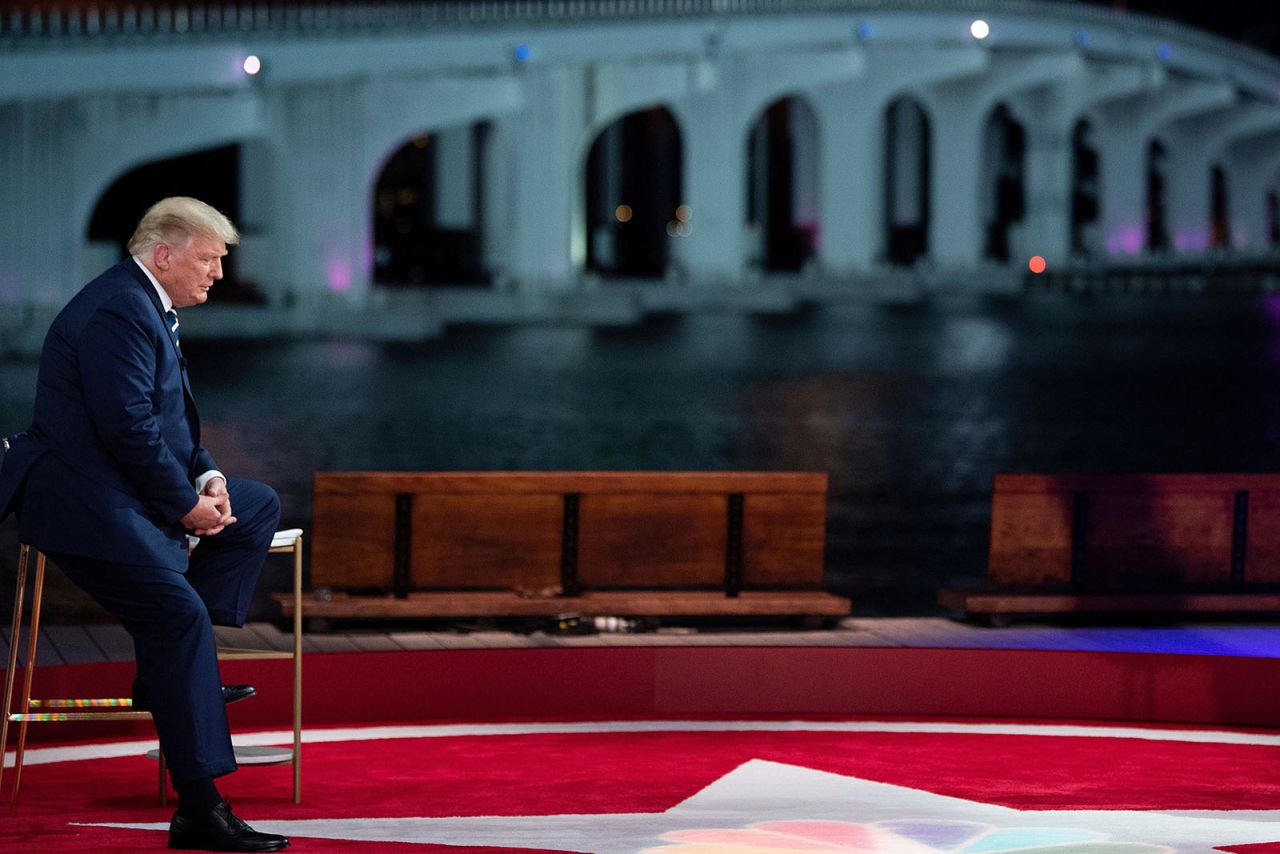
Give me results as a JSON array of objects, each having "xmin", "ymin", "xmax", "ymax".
[{"xmin": 49, "ymin": 477, "xmax": 280, "ymax": 788}]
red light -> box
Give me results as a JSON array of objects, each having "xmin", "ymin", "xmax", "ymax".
[{"xmin": 1028, "ymin": 255, "xmax": 1047, "ymax": 274}]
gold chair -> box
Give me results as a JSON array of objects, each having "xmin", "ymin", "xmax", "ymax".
[{"xmin": 0, "ymin": 530, "xmax": 304, "ymax": 812}]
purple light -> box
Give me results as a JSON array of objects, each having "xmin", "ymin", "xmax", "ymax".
[
  {"xmin": 1172, "ymin": 229, "xmax": 1208, "ymax": 252},
  {"xmin": 1263, "ymin": 293, "xmax": 1280, "ymax": 324},
  {"xmin": 327, "ymin": 256, "xmax": 352, "ymax": 293},
  {"xmin": 1105, "ymin": 226, "xmax": 1143, "ymax": 255}
]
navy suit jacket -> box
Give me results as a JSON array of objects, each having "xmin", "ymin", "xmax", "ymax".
[{"xmin": 0, "ymin": 260, "xmax": 215, "ymax": 571}]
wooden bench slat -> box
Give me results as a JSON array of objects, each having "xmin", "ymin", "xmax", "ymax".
[
  {"xmin": 940, "ymin": 590, "xmax": 1280, "ymax": 615},
  {"xmin": 314, "ymin": 471, "xmax": 828, "ymax": 496},
  {"xmin": 994, "ymin": 473, "xmax": 1280, "ymax": 493},
  {"xmin": 411, "ymin": 493, "xmax": 563, "ymax": 590},
  {"xmin": 275, "ymin": 590, "xmax": 850, "ymax": 619}
]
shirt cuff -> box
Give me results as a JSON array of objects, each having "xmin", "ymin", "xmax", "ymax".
[{"xmin": 194, "ymin": 470, "xmax": 226, "ymax": 494}]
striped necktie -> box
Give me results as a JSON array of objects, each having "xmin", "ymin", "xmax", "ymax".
[{"xmin": 166, "ymin": 310, "xmax": 181, "ymax": 351}]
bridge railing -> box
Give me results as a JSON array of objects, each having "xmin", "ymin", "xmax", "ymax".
[{"xmin": 2, "ymin": 0, "xmax": 1277, "ymax": 78}]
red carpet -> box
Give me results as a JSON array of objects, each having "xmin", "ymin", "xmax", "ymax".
[
  {"xmin": 7, "ymin": 646, "xmax": 1280, "ymax": 851},
  {"xmin": 6, "ymin": 721, "xmax": 1280, "ymax": 852}
]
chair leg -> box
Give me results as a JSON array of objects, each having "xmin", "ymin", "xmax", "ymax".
[
  {"xmin": 158, "ymin": 749, "xmax": 168, "ymax": 807},
  {"xmin": 9, "ymin": 551, "xmax": 46, "ymax": 815},
  {"xmin": 292, "ymin": 537, "xmax": 302, "ymax": 804},
  {"xmin": 0, "ymin": 545, "xmax": 31, "ymax": 808}
]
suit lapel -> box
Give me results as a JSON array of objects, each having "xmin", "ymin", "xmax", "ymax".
[{"xmin": 125, "ymin": 262, "xmax": 197, "ymax": 403}]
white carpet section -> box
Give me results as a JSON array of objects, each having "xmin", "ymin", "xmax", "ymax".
[
  {"xmin": 84, "ymin": 759, "xmax": 1280, "ymax": 853},
  {"xmin": 9, "ymin": 719, "xmax": 1280, "ymax": 769}
]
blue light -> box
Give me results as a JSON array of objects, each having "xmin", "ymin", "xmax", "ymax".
[
  {"xmin": 1156, "ymin": 42, "xmax": 1172, "ymax": 61},
  {"xmin": 514, "ymin": 43, "xmax": 532, "ymax": 62},
  {"xmin": 856, "ymin": 21, "xmax": 875, "ymax": 40},
  {"xmin": 1073, "ymin": 28, "xmax": 1090, "ymax": 47}
]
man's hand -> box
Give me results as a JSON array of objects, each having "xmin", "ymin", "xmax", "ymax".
[{"xmin": 183, "ymin": 477, "xmax": 236, "ymax": 536}]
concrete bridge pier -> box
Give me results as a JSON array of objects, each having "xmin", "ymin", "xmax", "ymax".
[
  {"xmin": 925, "ymin": 51, "xmax": 1073, "ymax": 271},
  {"xmin": 672, "ymin": 61, "xmax": 748, "ymax": 286},
  {"xmin": 1096, "ymin": 77, "xmax": 1235, "ymax": 255},
  {"xmin": 0, "ymin": 102, "xmax": 81, "ymax": 308},
  {"xmin": 269, "ymin": 83, "xmax": 372, "ymax": 303},
  {"xmin": 1013, "ymin": 59, "xmax": 1149, "ymax": 264},
  {"xmin": 814, "ymin": 44, "xmax": 988, "ymax": 277},
  {"xmin": 1225, "ymin": 132, "xmax": 1280, "ymax": 251},
  {"xmin": 1164, "ymin": 104, "xmax": 1280, "ymax": 252},
  {"xmin": 508, "ymin": 66, "xmax": 584, "ymax": 292}
]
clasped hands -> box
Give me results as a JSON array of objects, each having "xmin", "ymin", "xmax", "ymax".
[{"xmin": 181, "ymin": 476, "xmax": 237, "ymax": 536}]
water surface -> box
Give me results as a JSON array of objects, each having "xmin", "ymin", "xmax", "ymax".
[{"xmin": 4, "ymin": 291, "xmax": 1280, "ymax": 619}]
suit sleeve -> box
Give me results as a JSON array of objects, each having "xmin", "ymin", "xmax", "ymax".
[
  {"xmin": 78, "ymin": 294, "xmax": 199, "ymax": 524},
  {"xmin": 193, "ymin": 452, "xmax": 219, "ymax": 482}
]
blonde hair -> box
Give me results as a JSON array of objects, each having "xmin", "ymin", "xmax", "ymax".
[{"xmin": 127, "ymin": 196, "xmax": 239, "ymax": 256}]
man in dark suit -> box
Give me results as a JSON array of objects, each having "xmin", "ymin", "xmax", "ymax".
[{"xmin": 0, "ymin": 197, "xmax": 289, "ymax": 852}]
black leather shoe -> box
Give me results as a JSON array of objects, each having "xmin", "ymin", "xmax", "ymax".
[
  {"xmin": 133, "ymin": 681, "xmax": 256, "ymax": 712},
  {"xmin": 168, "ymin": 799, "xmax": 289, "ymax": 851},
  {"xmin": 219, "ymin": 684, "xmax": 256, "ymax": 706}
]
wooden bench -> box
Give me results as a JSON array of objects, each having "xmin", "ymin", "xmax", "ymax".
[
  {"xmin": 278, "ymin": 471, "xmax": 848, "ymax": 621},
  {"xmin": 939, "ymin": 473, "xmax": 1280, "ymax": 618}
]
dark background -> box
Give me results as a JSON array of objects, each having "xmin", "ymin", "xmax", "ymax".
[{"xmin": 3, "ymin": 0, "xmax": 1279, "ymax": 59}]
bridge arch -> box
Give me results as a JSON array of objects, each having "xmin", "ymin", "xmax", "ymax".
[
  {"xmin": 981, "ymin": 103, "xmax": 1027, "ymax": 264},
  {"xmin": 86, "ymin": 143, "xmax": 255, "ymax": 290},
  {"xmin": 1209, "ymin": 163, "xmax": 1231, "ymax": 249},
  {"xmin": 580, "ymin": 105, "xmax": 684, "ymax": 280},
  {"xmin": 1146, "ymin": 138, "xmax": 1170, "ymax": 253},
  {"xmin": 1070, "ymin": 118, "xmax": 1101, "ymax": 257},
  {"xmin": 71, "ymin": 93, "xmax": 265, "ymax": 248},
  {"xmin": 744, "ymin": 94, "xmax": 821, "ymax": 273},
  {"xmin": 78, "ymin": 135, "xmax": 275, "ymax": 302},
  {"xmin": 883, "ymin": 95, "xmax": 932, "ymax": 266},
  {"xmin": 369, "ymin": 122, "xmax": 494, "ymax": 287},
  {"xmin": 1268, "ymin": 181, "xmax": 1280, "ymax": 248}
]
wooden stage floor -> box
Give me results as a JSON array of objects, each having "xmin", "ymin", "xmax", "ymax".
[
  {"xmin": 9, "ymin": 617, "xmax": 1280, "ymax": 667},
  {"xmin": 8, "ymin": 616, "xmax": 1280, "ymax": 735}
]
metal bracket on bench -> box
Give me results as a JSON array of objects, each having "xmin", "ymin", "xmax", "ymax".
[
  {"xmin": 725, "ymin": 493, "xmax": 744, "ymax": 598},
  {"xmin": 1069, "ymin": 491, "xmax": 1088, "ymax": 588},
  {"xmin": 1231, "ymin": 490, "xmax": 1249, "ymax": 586},
  {"xmin": 561, "ymin": 493, "xmax": 581, "ymax": 596},
  {"xmin": 394, "ymin": 493, "xmax": 413, "ymax": 599}
]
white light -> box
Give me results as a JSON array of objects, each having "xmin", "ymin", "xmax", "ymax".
[
  {"xmin": 970, "ymin": 19, "xmax": 990, "ymax": 40},
  {"xmin": 242, "ymin": 55, "xmax": 262, "ymax": 76}
]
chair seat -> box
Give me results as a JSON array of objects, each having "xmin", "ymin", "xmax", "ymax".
[
  {"xmin": 190, "ymin": 528, "xmax": 303, "ymax": 553},
  {"xmin": 271, "ymin": 528, "xmax": 304, "ymax": 549}
]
